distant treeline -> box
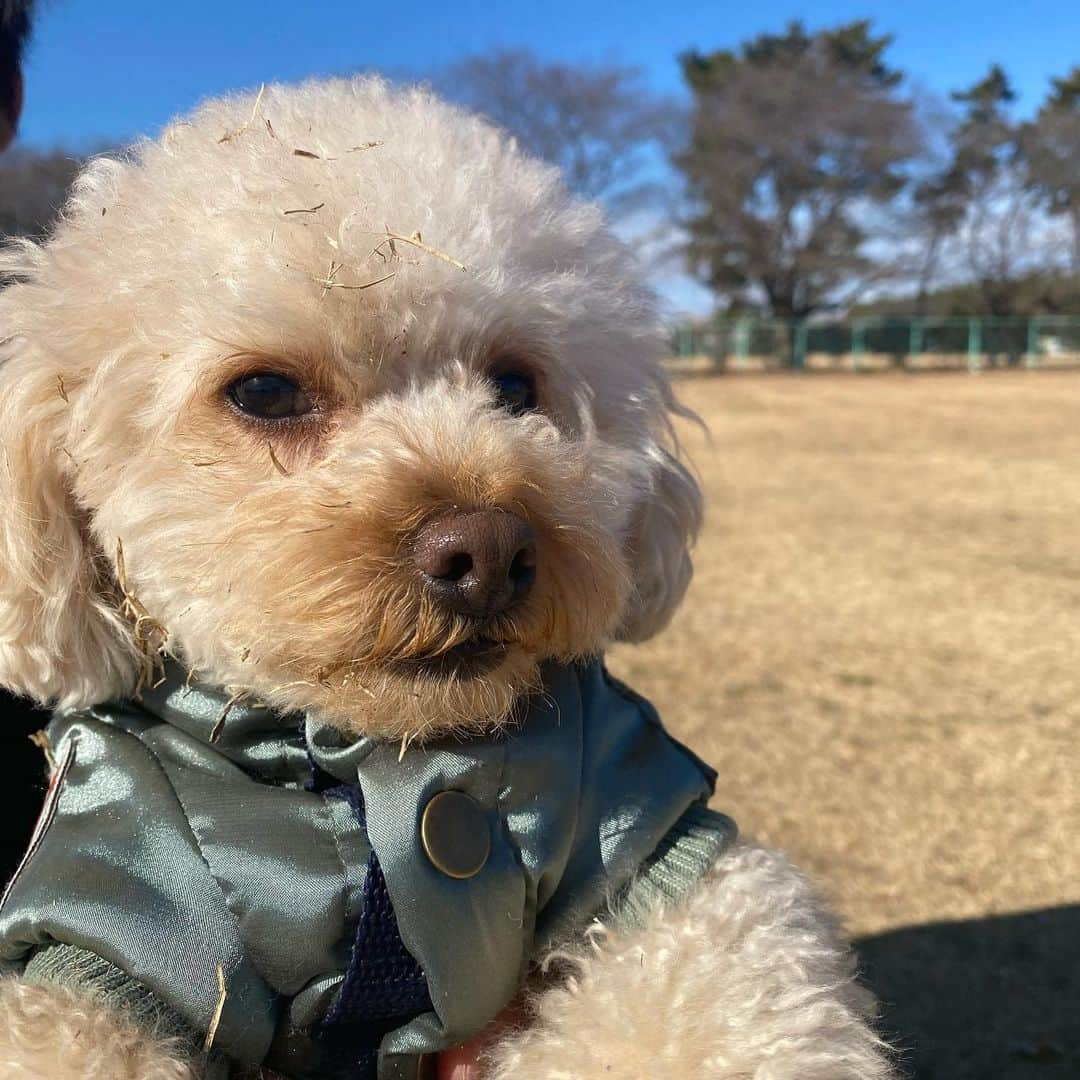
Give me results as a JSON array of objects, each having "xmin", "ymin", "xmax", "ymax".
[
  {"xmin": 852, "ymin": 273, "xmax": 1080, "ymax": 318},
  {"xmin": 0, "ymin": 147, "xmax": 81, "ymax": 239},
  {"xmin": 676, "ymin": 23, "xmax": 1080, "ymax": 321}
]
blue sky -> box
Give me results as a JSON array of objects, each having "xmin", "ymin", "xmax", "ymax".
[
  {"xmin": 19, "ymin": 0, "xmax": 1080, "ymax": 149},
  {"xmin": 14, "ymin": 0, "xmax": 1080, "ymax": 315}
]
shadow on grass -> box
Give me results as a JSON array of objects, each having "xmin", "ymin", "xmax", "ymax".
[{"xmin": 858, "ymin": 907, "xmax": 1080, "ymax": 1079}]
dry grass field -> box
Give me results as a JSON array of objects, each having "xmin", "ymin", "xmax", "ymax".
[{"xmin": 607, "ymin": 371, "xmax": 1080, "ymax": 1079}]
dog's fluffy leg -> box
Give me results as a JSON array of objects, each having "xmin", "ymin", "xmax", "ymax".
[
  {"xmin": 0, "ymin": 979, "xmax": 196, "ymax": 1080},
  {"xmin": 485, "ymin": 842, "xmax": 894, "ymax": 1080}
]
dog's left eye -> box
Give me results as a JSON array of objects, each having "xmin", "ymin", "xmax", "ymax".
[
  {"xmin": 490, "ymin": 370, "xmax": 537, "ymax": 416},
  {"xmin": 227, "ymin": 374, "xmax": 314, "ymax": 420}
]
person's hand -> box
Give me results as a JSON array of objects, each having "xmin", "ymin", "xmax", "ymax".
[{"xmin": 437, "ymin": 998, "xmax": 527, "ymax": 1080}]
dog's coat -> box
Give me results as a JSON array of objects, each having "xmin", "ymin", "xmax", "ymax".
[{"xmin": 0, "ymin": 659, "xmax": 735, "ymax": 1077}]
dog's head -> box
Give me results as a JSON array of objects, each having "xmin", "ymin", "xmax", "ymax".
[{"xmin": 0, "ymin": 78, "xmax": 701, "ymax": 739}]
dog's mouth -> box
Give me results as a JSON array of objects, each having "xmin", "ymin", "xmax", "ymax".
[{"xmin": 388, "ymin": 636, "xmax": 510, "ymax": 679}]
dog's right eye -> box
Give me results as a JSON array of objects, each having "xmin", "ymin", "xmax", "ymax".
[
  {"xmin": 227, "ymin": 374, "xmax": 314, "ymax": 420},
  {"xmin": 489, "ymin": 370, "xmax": 538, "ymax": 416}
]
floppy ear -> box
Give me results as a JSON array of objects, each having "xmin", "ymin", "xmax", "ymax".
[
  {"xmin": 616, "ymin": 391, "xmax": 704, "ymax": 644},
  {"xmin": 0, "ymin": 330, "xmax": 138, "ymax": 709}
]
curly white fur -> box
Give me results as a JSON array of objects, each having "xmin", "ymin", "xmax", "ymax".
[
  {"xmin": 486, "ymin": 844, "xmax": 891, "ymax": 1079},
  {"xmin": 0, "ymin": 981, "xmax": 193, "ymax": 1080},
  {"xmin": 0, "ymin": 77, "xmax": 890, "ymax": 1078}
]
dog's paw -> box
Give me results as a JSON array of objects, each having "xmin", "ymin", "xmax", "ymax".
[
  {"xmin": 482, "ymin": 843, "xmax": 894, "ymax": 1080},
  {"xmin": 0, "ymin": 978, "xmax": 196, "ymax": 1080}
]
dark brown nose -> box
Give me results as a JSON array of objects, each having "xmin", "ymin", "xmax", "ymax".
[{"xmin": 413, "ymin": 510, "xmax": 537, "ymax": 617}]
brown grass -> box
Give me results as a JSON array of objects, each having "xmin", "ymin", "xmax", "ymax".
[{"xmin": 607, "ymin": 370, "xmax": 1080, "ymax": 1076}]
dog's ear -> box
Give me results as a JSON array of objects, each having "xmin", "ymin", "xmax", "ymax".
[
  {"xmin": 616, "ymin": 392, "xmax": 704, "ymax": 644},
  {"xmin": 0, "ymin": 324, "xmax": 138, "ymax": 709}
]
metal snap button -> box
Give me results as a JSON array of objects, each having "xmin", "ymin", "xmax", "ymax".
[{"xmin": 420, "ymin": 790, "xmax": 490, "ymax": 879}]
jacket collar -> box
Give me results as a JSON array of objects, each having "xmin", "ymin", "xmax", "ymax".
[
  {"xmin": 133, "ymin": 662, "xmax": 372, "ymax": 786},
  {"xmin": 130, "ymin": 658, "xmax": 568, "ymax": 787}
]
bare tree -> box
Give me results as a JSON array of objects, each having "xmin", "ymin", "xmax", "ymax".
[
  {"xmin": 937, "ymin": 66, "xmax": 1050, "ymax": 318},
  {"xmin": 892, "ymin": 91, "xmax": 969, "ymax": 314},
  {"xmin": 439, "ymin": 49, "xmax": 676, "ymax": 215},
  {"xmin": 957, "ymin": 170, "xmax": 1046, "ymax": 317},
  {"xmin": 0, "ymin": 147, "xmax": 81, "ymax": 238},
  {"xmin": 674, "ymin": 21, "xmax": 922, "ymax": 323},
  {"xmin": 1024, "ymin": 67, "xmax": 1080, "ymax": 283}
]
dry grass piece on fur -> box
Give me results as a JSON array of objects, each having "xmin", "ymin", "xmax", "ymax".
[
  {"xmin": 371, "ymin": 231, "xmax": 468, "ymax": 272},
  {"xmin": 266, "ymin": 443, "xmax": 289, "ymax": 476},
  {"xmin": 209, "ymin": 690, "xmax": 249, "ymax": 744},
  {"xmin": 218, "ymin": 84, "xmax": 266, "ymax": 144},
  {"xmin": 313, "ymin": 259, "xmax": 396, "ymax": 295},
  {"xmin": 28, "ymin": 729, "xmax": 55, "ymax": 770},
  {"xmin": 115, "ymin": 539, "xmax": 168, "ymax": 695}
]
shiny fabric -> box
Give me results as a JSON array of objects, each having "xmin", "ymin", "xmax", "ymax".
[{"xmin": 0, "ymin": 658, "xmax": 728, "ymax": 1076}]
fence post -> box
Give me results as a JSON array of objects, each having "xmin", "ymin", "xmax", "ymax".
[
  {"xmin": 676, "ymin": 326, "xmax": 690, "ymax": 358},
  {"xmin": 734, "ymin": 318, "xmax": 750, "ymax": 370},
  {"xmin": 967, "ymin": 317, "xmax": 982, "ymax": 374},
  {"xmin": 1025, "ymin": 317, "xmax": 1039, "ymax": 369},
  {"xmin": 792, "ymin": 320, "xmax": 807, "ymax": 371},
  {"xmin": 909, "ymin": 318, "xmax": 923, "ymax": 367},
  {"xmin": 851, "ymin": 319, "xmax": 865, "ymax": 372}
]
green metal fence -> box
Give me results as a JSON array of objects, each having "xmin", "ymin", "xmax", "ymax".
[{"xmin": 670, "ymin": 316, "xmax": 1080, "ymax": 373}]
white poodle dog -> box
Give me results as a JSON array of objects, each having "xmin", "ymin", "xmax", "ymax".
[{"xmin": 0, "ymin": 78, "xmax": 892, "ymax": 1079}]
